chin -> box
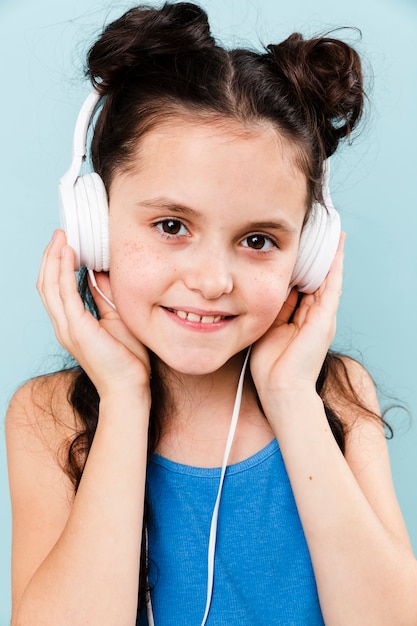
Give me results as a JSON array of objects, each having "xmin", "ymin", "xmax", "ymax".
[
  {"xmin": 162, "ymin": 358, "xmax": 224, "ymax": 377},
  {"xmin": 151, "ymin": 347, "xmax": 249, "ymax": 378}
]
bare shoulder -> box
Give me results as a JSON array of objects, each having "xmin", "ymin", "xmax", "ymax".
[
  {"xmin": 6, "ymin": 367, "xmax": 82, "ymax": 511},
  {"xmin": 6, "ymin": 369, "xmax": 81, "ymax": 466},
  {"xmin": 6, "ymin": 368, "xmax": 81, "ymax": 517},
  {"xmin": 323, "ymin": 355, "xmax": 412, "ymax": 548},
  {"xmin": 321, "ymin": 354, "xmax": 380, "ymax": 426},
  {"xmin": 321, "ymin": 354, "xmax": 388, "ymax": 460},
  {"xmin": 6, "ymin": 370, "xmax": 82, "ymax": 608}
]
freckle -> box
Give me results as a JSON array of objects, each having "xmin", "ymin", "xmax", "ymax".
[{"xmin": 308, "ymin": 476, "xmax": 313, "ymax": 481}]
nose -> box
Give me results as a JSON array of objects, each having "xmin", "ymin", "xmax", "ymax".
[{"xmin": 184, "ymin": 245, "xmax": 234, "ymax": 299}]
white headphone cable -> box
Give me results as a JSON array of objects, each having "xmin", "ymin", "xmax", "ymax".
[
  {"xmin": 145, "ymin": 347, "xmax": 251, "ymax": 626},
  {"xmin": 200, "ymin": 346, "xmax": 251, "ymax": 626},
  {"xmin": 145, "ymin": 525, "xmax": 155, "ymax": 626}
]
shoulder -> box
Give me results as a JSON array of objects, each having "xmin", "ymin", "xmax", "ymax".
[
  {"xmin": 322, "ymin": 355, "xmax": 411, "ymax": 547},
  {"xmin": 321, "ymin": 353, "xmax": 380, "ymax": 429},
  {"xmin": 321, "ymin": 353, "xmax": 386, "ymax": 462},
  {"xmin": 6, "ymin": 368, "xmax": 81, "ymax": 431},
  {"xmin": 6, "ymin": 369, "xmax": 81, "ymax": 480},
  {"xmin": 6, "ymin": 370, "xmax": 82, "ymax": 611}
]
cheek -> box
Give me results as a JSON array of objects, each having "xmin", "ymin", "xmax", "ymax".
[
  {"xmin": 109, "ymin": 239, "xmax": 163, "ymax": 306},
  {"xmin": 248, "ymin": 270, "xmax": 291, "ymax": 329}
]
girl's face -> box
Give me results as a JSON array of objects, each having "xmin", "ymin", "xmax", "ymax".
[{"xmin": 108, "ymin": 117, "xmax": 307, "ymax": 375}]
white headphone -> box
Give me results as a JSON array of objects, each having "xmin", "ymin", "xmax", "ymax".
[
  {"xmin": 59, "ymin": 91, "xmax": 109, "ymax": 273},
  {"xmin": 59, "ymin": 90, "xmax": 340, "ymax": 293}
]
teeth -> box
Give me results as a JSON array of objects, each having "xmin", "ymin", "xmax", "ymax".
[
  {"xmin": 187, "ymin": 312, "xmax": 202, "ymax": 323},
  {"xmin": 172, "ymin": 309, "xmax": 224, "ymax": 324}
]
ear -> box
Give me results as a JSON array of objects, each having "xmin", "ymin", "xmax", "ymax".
[{"xmin": 87, "ymin": 269, "xmax": 116, "ymax": 311}]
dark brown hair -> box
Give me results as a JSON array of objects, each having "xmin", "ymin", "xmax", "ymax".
[
  {"xmin": 61, "ymin": 1, "xmax": 384, "ymax": 613},
  {"xmin": 86, "ymin": 2, "xmax": 364, "ymax": 206}
]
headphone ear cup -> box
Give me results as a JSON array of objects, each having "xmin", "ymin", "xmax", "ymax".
[
  {"xmin": 290, "ymin": 202, "xmax": 340, "ymax": 294},
  {"xmin": 73, "ymin": 173, "xmax": 110, "ymax": 271},
  {"xmin": 59, "ymin": 174, "xmax": 81, "ymax": 270}
]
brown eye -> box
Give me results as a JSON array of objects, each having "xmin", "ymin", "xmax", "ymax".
[
  {"xmin": 163, "ymin": 220, "xmax": 182, "ymax": 234},
  {"xmin": 242, "ymin": 234, "xmax": 276, "ymax": 250},
  {"xmin": 156, "ymin": 219, "xmax": 188, "ymax": 236}
]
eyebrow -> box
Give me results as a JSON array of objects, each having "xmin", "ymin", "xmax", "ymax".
[
  {"xmin": 242, "ymin": 220, "xmax": 298, "ymax": 235},
  {"xmin": 138, "ymin": 197, "xmax": 298, "ymax": 234},
  {"xmin": 138, "ymin": 197, "xmax": 201, "ymax": 219}
]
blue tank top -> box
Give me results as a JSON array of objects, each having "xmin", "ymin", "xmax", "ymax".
[{"xmin": 137, "ymin": 439, "xmax": 324, "ymax": 625}]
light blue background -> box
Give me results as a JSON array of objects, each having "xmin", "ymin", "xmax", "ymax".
[{"xmin": 1, "ymin": 0, "xmax": 416, "ymax": 623}]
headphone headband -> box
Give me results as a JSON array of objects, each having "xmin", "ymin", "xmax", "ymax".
[{"xmin": 72, "ymin": 90, "xmax": 101, "ymax": 159}]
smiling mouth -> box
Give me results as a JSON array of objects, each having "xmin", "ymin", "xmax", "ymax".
[{"xmin": 166, "ymin": 308, "xmax": 230, "ymax": 324}]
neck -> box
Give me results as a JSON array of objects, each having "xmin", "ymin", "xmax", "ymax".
[
  {"xmin": 151, "ymin": 350, "xmax": 274, "ymax": 467},
  {"xmin": 156, "ymin": 350, "xmax": 247, "ymax": 415}
]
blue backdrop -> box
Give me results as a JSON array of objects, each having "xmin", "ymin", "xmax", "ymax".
[{"xmin": 1, "ymin": 0, "xmax": 416, "ymax": 623}]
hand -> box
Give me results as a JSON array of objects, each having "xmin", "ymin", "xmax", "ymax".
[
  {"xmin": 250, "ymin": 233, "xmax": 345, "ymax": 401},
  {"xmin": 37, "ymin": 230, "xmax": 151, "ymax": 398}
]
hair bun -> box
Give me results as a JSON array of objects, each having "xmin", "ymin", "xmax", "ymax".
[
  {"xmin": 87, "ymin": 2, "xmax": 216, "ymax": 93},
  {"xmin": 266, "ymin": 32, "xmax": 364, "ymax": 157}
]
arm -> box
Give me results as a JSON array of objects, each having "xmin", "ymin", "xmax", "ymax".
[
  {"xmin": 251, "ymin": 236, "xmax": 417, "ymax": 625},
  {"xmin": 6, "ymin": 230, "xmax": 151, "ymax": 626}
]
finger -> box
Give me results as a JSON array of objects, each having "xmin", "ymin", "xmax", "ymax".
[
  {"xmin": 37, "ymin": 230, "xmax": 71, "ymax": 338},
  {"xmin": 39, "ymin": 231, "xmax": 91, "ymax": 353},
  {"xmin": 316, "ymin": 231, "xmax": 345, "ymax": 312},
  {"xmin": 290, "ymin": 292, "xmax": 315, "ymax": 328},
  {"xmin": 58, "ymin": 244, "xmax": 91, "ymax": 324},
  {"xmin": 37, "ymin": 230, "xmax": 64, "ymax": 302},
  {"xmin": 272, "ymin": 288, "xmax": 299, "ymax": 328},
  {"xmin": 37, "ymin": 234, "xmax": 55, "ymax": 295},
  {"xmin": 288, "ymin": 233, "xmax": 345, "ymax": 333}
]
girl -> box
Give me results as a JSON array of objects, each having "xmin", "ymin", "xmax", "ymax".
[{"xmin": 6, "ymin": 2, "xmax": 417, "ymax": 625}]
